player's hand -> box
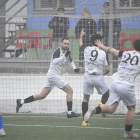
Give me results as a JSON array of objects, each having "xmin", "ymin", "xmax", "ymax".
[
  {"xmin": 80, "ymin": 28, "xmax": 85, "ymax": 37},
  {"xmin": 65, "ymin": 49, "xmax": 71, "ymax": 57},
  {"xmin": 74, "ymin": 68, "xmax": 80, "ymax": 73},
  {"xmin": 95, "ymin": 40, "xmax": 104, "ymax": 49}
]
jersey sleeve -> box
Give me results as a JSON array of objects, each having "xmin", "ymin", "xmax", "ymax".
[
  {"xmin": 118, "ymin": 51, "xmax": 124, "ymax": 57},
  {"xmin": 52, "ymin": 48, "xmax": 65, "ymax": 64},
  {"xmin": 80, "ymin": 45, "xmax": 86, "ymax": 52},
  {"xmin": 53, "ymin": 48, "xmax": 60, "ymax": 59}
]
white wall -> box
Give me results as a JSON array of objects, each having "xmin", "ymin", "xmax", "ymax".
[{"xmin": 0, "ymin": 75, "xmax": 140, "ymax": 114}]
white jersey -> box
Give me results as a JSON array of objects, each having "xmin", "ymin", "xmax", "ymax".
[
  {"xmin": 112, "ymin": 50, "xmax": 140, "ymax": 86},
  {"xmin": 81, "ymin": 45, "xmax": 109, "ymax": 75},
  {"xmin": 48, "ymin": 48, "xmax": 75, "ymax": 75}
]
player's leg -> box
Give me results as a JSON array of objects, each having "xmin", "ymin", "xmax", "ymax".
[
  {"xmin": 0, "ymin": 111, "xmax": 5, "ymax": 137},
  {"xmin": 84, "ymin": 81, "xmax": 119, "ymax": 122},
  {"xmin": 84, "ymin": 101, "xmax": 118, "ymax": 123},
  {"xmin": 82, "ymin": 94, "xmax": 90, "ymax": 126},
  {"xmin": 82, "ymin": 94, "xmax": 90, "ymax": 119},
  {"xmin": 94, "ymin": 75, "xmax": 109, "ymax": 117},
  {"xmin": 16, "ymin": 87, "xmax": 51, "ymax": 113},
  {"xmin": 81, "ymin": 74, "xmax": 94, "ymax": 126},
  {"xmin": 123, "ymin": 105, "xmax": 138, "ymax": 138},
  {"xmin": 101, "ymin": 90, "xmax": 109, "ymax": 104},
  {"xmin": 61, "ymin": 84, "xmax": 81, "ymax": 118},
  {"xmin": 116, "ymin": 82, "xmax": 138, "ymax": 138},
  {"xmin": 98, "ymin": 89, "xmax": 109, "ymax": 117}
]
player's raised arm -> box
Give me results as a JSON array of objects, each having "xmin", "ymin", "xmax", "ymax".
[
  {"xmin": 79, "ymin": 28, "xmax": 85, "ymax": 47},
  {"xmin": 95, "ymin": 40, "xmax": 120, "ymax": 57}
]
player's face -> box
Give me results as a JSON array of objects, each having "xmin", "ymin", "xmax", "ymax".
[
  {"xmin": 61, "ymin": 39, "xmax": 69, "ymax": 50},
  {"xmin": 57, "ymin": 11, "xmax": 64, "ymax": 15},
  {"xmin": 104, "ymin": 6, "xmax": 109, "ymax": 13},
  {"xmin": 82, "ymin": 12, "xmax": 90, "ymax": 17}
]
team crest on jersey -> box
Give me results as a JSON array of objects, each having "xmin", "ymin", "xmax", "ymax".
[
  {"xmin": 94, "ymin": 48, "xmax": 97, "ymax": 50},
  {"xmin": 133, "ymin": 52, "xmax": 136, "ymax": 55}
]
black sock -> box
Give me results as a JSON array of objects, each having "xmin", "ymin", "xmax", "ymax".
[
  {"xmin": 101, "ymin": 91, "xmax": 109, "ymax": 104},
  {"xmin": 67, "ymin": 101, "xmax": 72, "ymax": 111},
  {"xmin": 82, "ymin": 102, "xmax": 88, "ymax": 120},
  {"xmin": 95, "ymin": 106, "xmax": 101, "ymax": 114},
  {"xmin": 24, "ymin": 96, "xmax": 35, "ymax": 103},
  {"xmin": 125, "ymin": 124, "xmax": 133, "ymax": 132}
]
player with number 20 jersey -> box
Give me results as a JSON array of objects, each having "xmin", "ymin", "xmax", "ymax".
[
  {"xmin": 84, "ymin": 39, "xmax": 140, "ymax": 138},
  {"xmin": 113, "ymin": 50, "xmax": 140, "ymax": 86}
]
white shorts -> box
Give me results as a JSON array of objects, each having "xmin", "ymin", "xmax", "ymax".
[
  {"xmin": 109, "ymin": 81, "xmax": 136, "ymax": 106},
  {"xmin": 44, "ymin": 74, "xmax": 67, "ymax": 89},
  {"xmin": 83, "ymin": 74, "xmax": 108, "ymax": 95}
]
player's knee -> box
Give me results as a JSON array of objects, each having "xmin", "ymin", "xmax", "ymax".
[
  {"xmin": 83, "ymin": 94, "xmax": 90, "ymax": 102},
  {"xmin": 70, "ymin": 88, "xmax": 73, "ymax": 95},
  {"xmin": 67, "ymin": 88, "xmax": 73, "ymax": 95},
  {"xmin": 127, "ymin": 105, "xmax": 135, "ymax": 111}
]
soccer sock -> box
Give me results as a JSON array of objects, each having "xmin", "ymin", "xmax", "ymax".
[
  {"xmin": 24, "ymin": 95, "xmax": 35, "ymax": 103},
  {"xmin": 20, "ymin": 99, "xmax": 24, "ymax": 104},
  {"xmin": 101, "ymin": 91, "xmax": 109, "ymax": 104},
  {"xmin": 67, "ymin": 101, "xmax": 72, "ymax": 112},
  {"xmin": 95, "ymin": 106, "xmax": 101, "ymax": 114},
  {"xmin": 0, "ymin": 115, "xmax": 3, "ymax": 129},
  {"xmin": 82, "ymin": 102, "xmax": 88, "ymax": 120},
  {"xmin": 125, "ymin": 124, "xmax": 133, "ymax": 133}
]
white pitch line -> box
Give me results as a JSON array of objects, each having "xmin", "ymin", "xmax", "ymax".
[
  {"xmin": 3, "ymin": 124, "xmax": 140, "ymax": 131},
  {"xmin": 3, "ymin": 116, "xmax": 140, "ymax": 120}
]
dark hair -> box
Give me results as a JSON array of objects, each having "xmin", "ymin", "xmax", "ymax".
[
  {"xmin": 103, "ymin": 2, "xmax": 109, "ymax": 7},
  {"xmin": 133, "ymin": 39, "xmax": 140, "ymax": 51},
  {"xmin": 61, "ymin": 37, "xmax": 69, "ymax": 42},
  {"xmin": 57, "ymin": 7, "xmax": 65, "ymax": 12},
  {"xmin": 90, "ymin": 34, "xmax": 102, "ymax": 46}
]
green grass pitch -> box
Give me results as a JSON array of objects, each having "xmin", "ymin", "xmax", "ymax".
[{"xmin": 3, "ymin": 114, "xmax": 140, "ymax": 140}]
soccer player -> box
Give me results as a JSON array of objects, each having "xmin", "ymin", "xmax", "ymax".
[
  {"xmin": 84, "ymin": 39, "xmax": 140, "ymax": 138},
  {"xmin": 16, "ymin": 37, "xmax": 81, "ymax": 118},
  {"xmin": 79, "ymin": 28, "xmax": 110, "ymax": 126},
  {"xmin": 0, "ymin": 111, "xmax": 5, "ymax": 137}
]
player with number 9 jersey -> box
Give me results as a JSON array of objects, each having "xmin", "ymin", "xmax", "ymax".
[
  {"xmin": 83, "ymin": 46, "xmax": 108, "ymax": 75},
  {"xmin": 79, "ymin": 28, "xmax": 110, "ymax": 126}
]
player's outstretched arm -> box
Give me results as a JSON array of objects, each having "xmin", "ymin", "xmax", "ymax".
[
  {"xmin": 68, "ymin": 61, "xmax": 80, "ymax": 73},
  {"xmin": 95, "ymin": 40, "xmax": 120, "ymax": 57},
  {"xmin": 79, "ymin": 28, "xmax": 85, "ymax": 47},
  {"xmin": 103, "ymin": 65, "xmax": 110, "ymax": 76}
]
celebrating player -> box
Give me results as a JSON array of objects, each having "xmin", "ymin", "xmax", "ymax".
[
  {"xmin": 84, "ymin": 39, "xmax": 140, "ymax": 138},
  {"xmin": 0, "ymin": 111, "xmax": 5, "ymax": 137},
  {"xmin": 16, "ymin": 37, "xmax": 81, "ymax": 118},
  {"xmin": 79, "ymin": 28, "xmax": 110, "ymax": 126}
]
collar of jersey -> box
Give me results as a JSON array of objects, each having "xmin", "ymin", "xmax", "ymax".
[{"xmin": 92, "ymin": 46, "xmax": 99, "ymax": 51}]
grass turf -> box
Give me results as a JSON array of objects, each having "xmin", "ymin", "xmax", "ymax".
[{"xmin": 2, "ymin": 114, "xmax": 140, "ymax": 140}]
